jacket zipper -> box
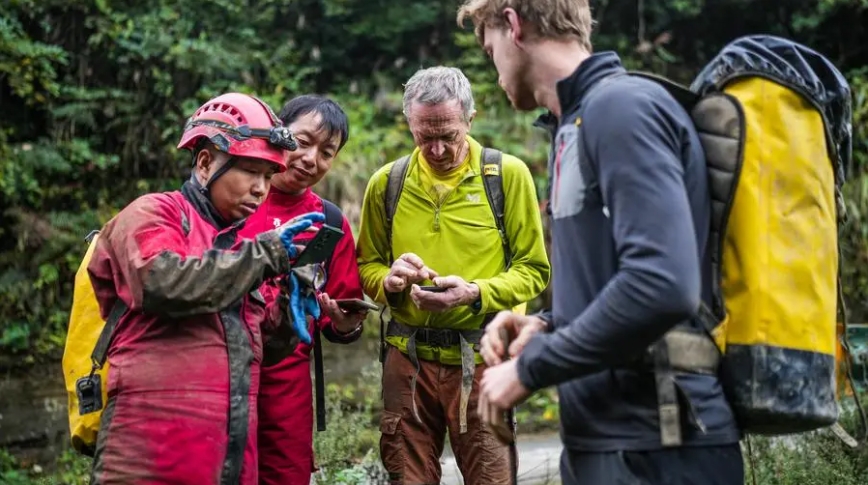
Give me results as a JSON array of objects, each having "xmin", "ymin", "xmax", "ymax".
[{"xmin": 431, "ymin": 170, "xmax": 477, "ymax": 233}]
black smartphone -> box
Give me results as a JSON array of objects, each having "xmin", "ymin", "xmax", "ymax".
[
  {"xmin": 418, "ymin": 285, "xmax": 447, "ymax": 293},
  {"xmin": 335, "ymin": 298, "xmax": 379, "ymax": 312},
  {"xmin": 294, "ymin": 224, "xmax": 344, "ymax": 266}
]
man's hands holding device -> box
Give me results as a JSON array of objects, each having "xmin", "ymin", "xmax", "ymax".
[
  {"xmin": 410, "ymin": 276, "xmax": 479, "ymax": 312},
  {"xmin": 270, "ymin": 212, "xmax": 324, "ymax": 260},
  {"xmin": 289, "ymin": 224, "xmax": 371, "ymax": 334},
  {"xmin": 319, "ymin": 295, "xmax": 374, "ymax": 334},
  {"xmin": 274, "ymin": 214, "xmax": 355, "ymax": 343},
  {"xmin": 381, "ymin": 254, "xmax": 480, "ymax": 313},
  {"xmin": 382, "ymin": 253, "xmax": 478, "ymax": 312},
  {"xmin": 383, "ymin": 253, "xmax": 438, "ymax": 292}
]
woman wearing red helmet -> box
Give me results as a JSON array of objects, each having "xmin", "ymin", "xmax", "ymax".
[{"xmin": 86, "ymin": 92, "xmax": 316, "ymax": 485}]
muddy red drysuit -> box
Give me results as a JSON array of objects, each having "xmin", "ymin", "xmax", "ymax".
[
  {"xmin": 238, "ymin": 187, "xmax": 364, "ymax": 485},
  {"xmin": 86, "ymin": 181, "xmax": 298, "ymax": 485}
]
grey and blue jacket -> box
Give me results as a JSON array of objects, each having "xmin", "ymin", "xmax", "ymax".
[{"xmin": 516, "ymin": 52, "xmax": 741, "ymax": 451}]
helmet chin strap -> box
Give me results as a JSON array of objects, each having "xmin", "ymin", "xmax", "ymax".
[
  {"xmin": 188, "ymin": 156, "xmax": 238, "ymax": 229},
  {"xmin": 197, "ymin": 156, "xmax": 237, "ymax": 196}
]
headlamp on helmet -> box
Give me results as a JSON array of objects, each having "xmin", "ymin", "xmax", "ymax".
[{"xmin": 184, "ymin": 119, "xmax": 298, "ymax": 152}]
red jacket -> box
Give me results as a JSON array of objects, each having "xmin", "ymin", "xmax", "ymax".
[
  {"xmin": 87, "ymin": 183, "xmax": 292, "ymax": 485},
  {"xmin": 238, "ymin": 187, "xmax": 364, "ymax": 485}
]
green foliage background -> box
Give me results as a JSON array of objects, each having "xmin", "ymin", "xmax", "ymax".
[{"xmin": 3, "ymin": 0, "xmax": 868, "ymax": 363}]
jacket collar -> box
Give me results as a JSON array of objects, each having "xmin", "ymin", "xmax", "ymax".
[
  {"xmin": 466, "ymin": 135, "xmax": 484, "ymax": 175},
  {"xmin": 181, "ymin": 175, "xmax": 234, "ymax": 230},
  {"xmin": 534, "ymin": 51, "xmax": 626, "ymax": 132}
]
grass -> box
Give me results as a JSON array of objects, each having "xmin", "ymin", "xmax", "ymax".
[
  {"xmin": 2, "ymin": 369, "xmax": 866, "ymax": 484},
  {"xmin": 744, "ymin": 399, "xmax": 868, "ymax": 485}
]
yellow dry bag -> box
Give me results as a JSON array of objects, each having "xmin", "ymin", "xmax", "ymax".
[{"xmin": 635, "ymin": 35, "xmax": 852, "ymax": 441}]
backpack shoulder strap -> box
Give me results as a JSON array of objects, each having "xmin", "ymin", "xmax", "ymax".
[
  {"xmin": 318, "ymin": 196, "xmax": 345, "ymax": 273},
  {"xmin": 480, "ymin": 148, "xmax": 511, "ymax": 270},
  {"xmin": 76, "ymin": 229, "xmax": 127, "ymax": 372},
  {"xmin": 379, "ymin": 155, "xmax": 411, "ymax": 370},
  {"xmin": 180, "ymin": 211, "xmax": 190, "ymax": 236},
  {"xmin": 314, "ymin": 195, "xmax": 345, "ymax": 433},
  {"xmin": 383, "ymin": 155, "xmax": 412, "ymax": 263},
  {"xmin": 90, "ymin": 298, "xmax": 128, "ymax": 370},
  {"xmin": 629, "ymin": 70, "xmax": 740, "ymax": 324},
  {"xmin": 321, "ymin": 197, "xmax": 344, "ymax": 229}
]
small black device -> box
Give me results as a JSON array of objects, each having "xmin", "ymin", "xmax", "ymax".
[
  {"xmin": 294, "ymin": 224, "xmax": 344, "ymax": 266},
  {"xmin": 335, "ymin": 299, "xmax": 379, "ymax": 312},
  {"xmin": 76, "ymin": 374, "xmax": 103, "ymax": 415},
  {"xmin": 418, "ymin": 285, "xmax": 448, "ymax": 293}
]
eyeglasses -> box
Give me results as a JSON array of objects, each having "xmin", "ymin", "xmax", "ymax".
[{"xmin": 185, "ymin": 119, "xmax": 298, "ymax": 151}]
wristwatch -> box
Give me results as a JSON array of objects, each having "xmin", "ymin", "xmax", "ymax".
[
  {"xmin": 468, "ymin": 283, "xmax": 483, "ymax": 313},
  {"xmin": 334, "ymin": 320, "xmax": 364, "ymax": 338},
  {"xmin": 470, "ymin": 297, "xmax": 482, "ymax": 313}
]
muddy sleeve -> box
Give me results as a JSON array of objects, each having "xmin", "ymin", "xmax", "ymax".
[
  {"xmin": 102, "ymin": 194, "xmax": 292, "ymax": 318},
  {"xmin": 517, "ymin": 87, "xmax": 701, "ymax": 391}
]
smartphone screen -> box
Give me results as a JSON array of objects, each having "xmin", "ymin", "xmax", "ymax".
[{"xmin": 417, "ymin": 285, "xmax": 447, "ymax": 293}]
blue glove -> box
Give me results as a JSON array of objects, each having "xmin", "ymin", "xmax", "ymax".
[
  {"xmin": 285, "ymin": 271, "xmax": 321, "ymax": 345},
  {"xmin": 274, "ymin": 212, "xmax": 326, "ymax": 345},
  {"xmin": 277, "ymin": 212, "xmax": 326, "ymax": 258}
]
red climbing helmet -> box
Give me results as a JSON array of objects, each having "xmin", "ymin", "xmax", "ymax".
[{"xmin": 177, "ymin": 93, "xmax": 296, "ymax": 172}]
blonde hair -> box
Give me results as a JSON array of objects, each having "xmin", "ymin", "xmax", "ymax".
[{"xmin": 456, "ymin": 0, "xmax": 593, "ymax": 51}]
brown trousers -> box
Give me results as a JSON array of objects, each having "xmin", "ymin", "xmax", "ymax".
[{"xmin": 379, "ymin": 346, "xmax": 513, "ymax": 485}]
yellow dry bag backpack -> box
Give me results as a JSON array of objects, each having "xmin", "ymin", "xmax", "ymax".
[
  {"xmin": 628, "ymin": 35, "xmax": 853, "ymax": 444},
  {"xmin": 62, "ymin": 230, "xmax": 119, "ymax": 456},
  {"xmin": 63, "ymin": 213, "xmax": 189, "ymax": 455}
]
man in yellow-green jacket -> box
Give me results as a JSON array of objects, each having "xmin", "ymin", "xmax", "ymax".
[{"xmin": 357, "ymin": 66, "xmax": 551, "ymax": 485}]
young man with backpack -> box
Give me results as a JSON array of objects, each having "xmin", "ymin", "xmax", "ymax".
[
  {"xmin": 82, "ymin": 92, "xmax": 324, "ymax": 485},
  {"xmin": 457, "ymin": 1, "xmax": 745, "ymax": 483},
  {"xmin": 356, "ymin": 66, "xmax": 551, "ymax": 485},
  {"xmin": 461, "ymin": 0, "xmax": 856, "ymax": 483},
  {"xmin": 238, "ymin": 95, "xmax": 367, "ymax": 485}
]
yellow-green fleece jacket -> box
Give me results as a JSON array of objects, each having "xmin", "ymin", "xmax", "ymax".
[{"xmin": 357, "ymin": 135, "xmax": 551, "ymax": 365}]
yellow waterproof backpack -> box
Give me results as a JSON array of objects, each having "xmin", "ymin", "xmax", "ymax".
[
  {"xmin": 62, "ymin": 230, "xmax": 120, "ymax": 456},
  {"xmin": 630, "ymin": 35, "xmax": 856, "ymax": 443},
  {"xmin": 63, "ymin": 213, "xmax": 188, "ymax": 455}
]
